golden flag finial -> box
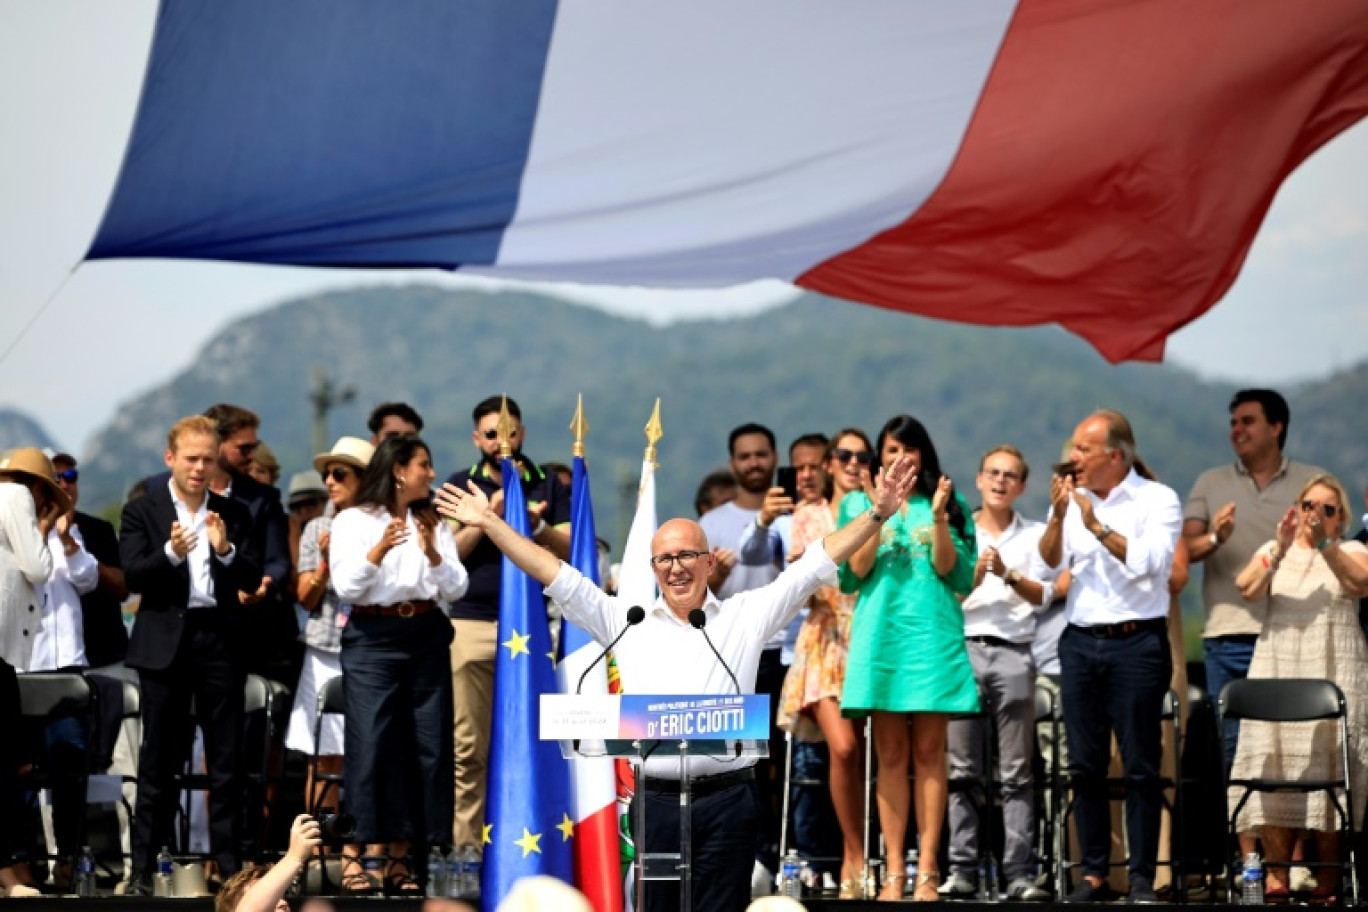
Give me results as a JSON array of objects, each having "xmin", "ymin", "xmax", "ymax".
[
  {"xmin": 569, "ymin": 394, "xmax": 588, "ymax": 458},
  {"xmin": 643, "ymin": 398, "xmax": 663, "ymax": 468},
  {"xmin": 496, "ymin": 395, "xmax": 515, "ymax": 459}
]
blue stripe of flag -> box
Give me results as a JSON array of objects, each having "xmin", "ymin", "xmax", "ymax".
[
  {"xmin": 88, "ymin": 0, "xmax": 557, "ymax": 268},
  {"xmin": 560, "ymin": 455, "xmax": 599, "ymax": 659}
]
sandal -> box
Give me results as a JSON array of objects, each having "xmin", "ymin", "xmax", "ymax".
[
  {"xmin": 878, "ymin": 871, "xmax": 908, "ymax": 901},
  {"xmin": 913, "ymin": 870, "xmax": 941, "ymax": 902},
  {"xmin": 1308, "ymin": 881, "xmax": 1339, "ymax": 906},
  {"xmin": 384, "ymin": 856, "xmax": 422, "ymax": 896},
  {"xmin": 340, "ymin": 856, "xmax": 381, "ymax": 895}
]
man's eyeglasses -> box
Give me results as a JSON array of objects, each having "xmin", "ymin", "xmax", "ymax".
[
  {"xmin": 649, "ymin": 550, "xmax": 707, "ymax": 570},
  {"xmin": 1301, "ymin": 500, "xmax": 1338, "ymax": 518},
  {"xmin": 55, "ymin": 468, "xmax": 79, "ymax": 483},
  {"xmin": 832, "ymin": 449, "xmax": 872, "ymax": 466},
  {"xmin": 323, "ymin": 467, "xmax": 353, "ymax": 483},
  {"xmin": 982, "ymin": 468, "xmax": 1023, "ymax": 483}
]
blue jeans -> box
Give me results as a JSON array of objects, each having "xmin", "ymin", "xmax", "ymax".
[
  {"xmin": 791, "ymin": 740, "xmax": 840, "ymax": 873},
  {"xmin": 1202, "ymin": 635, "xmax": 1257, "ymax": 769}
]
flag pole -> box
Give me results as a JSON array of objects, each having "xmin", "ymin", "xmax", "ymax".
[
  {"xmin": 497, "ymin": 394, "xmax": 515, "ymax": 460},
  {"xmin": 643, "ymin": 398, "xmax": 662, "ymax": 471},
  {"xmin": 570, "ymin": 393, "xmax": 588, "ymax": 459}
]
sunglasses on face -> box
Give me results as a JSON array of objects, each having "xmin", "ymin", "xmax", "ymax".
[
  {"xmin": 832, "ymin": 448, "xmax": 872, "ymax": 466},
  {"xmin": 1300, "ymin": 500, "xmax": 1338, "ymax": 518},
  {"xmin": 234, "ymin": 442, "xmax": 260, "ymax": 455},
  {"xmin": 55, "ymin": 468, "xmax": 79, "ymax": 483},
  {"xmin": 323, "ymin": 467, "xmax": 354, "ymax": 483}
]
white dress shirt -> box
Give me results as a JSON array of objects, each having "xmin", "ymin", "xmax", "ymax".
[
  {"xmin": 0, "ymin": 482, "xmax": 53, "ymax": 669},
  {"xmin": 330, "ymin": 506, "xmax": 469, "ymax": 606},
  {"xmin": 30, "ymin": 527, "xmax": 98, "ymax": 671},
  {"xmin": 546, "ymin": 541, "xmax": 837, "ymax": 778},
  {"xmin": 1046, "ymin": 469, "xmax": 1181, "ymax": 626},
  {"xmin": 162, "ymin": 479, "xmax": 235, "ymax": 608},
  {"xmin": 962, "ymin": 513, "xmax": 1055, "ymax": 643}
]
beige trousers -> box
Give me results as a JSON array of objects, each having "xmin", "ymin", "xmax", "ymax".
[{"xmin": 450, "ymin": 618, "xmax": 497, "ymax": 848}]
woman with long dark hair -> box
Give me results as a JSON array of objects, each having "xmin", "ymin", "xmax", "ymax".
[
  {"xmin": 839, "ymin": 416, "xmax": 978, "ymax": 901},
  {"xmin": 777, "ymin": 428, "xmax": 875, "ymax": 896},
  {"xmin": 329, "ymin": 435, "xmax": 468, "ymax": 894}
]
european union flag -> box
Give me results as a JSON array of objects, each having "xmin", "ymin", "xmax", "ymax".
[{"xmin": 484, "ymin": 456, "xmax": 573, "ymax": 908}]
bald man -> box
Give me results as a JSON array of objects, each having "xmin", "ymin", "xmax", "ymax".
[{"xmin": 435, "ymin": 455, "xmax": 917, "ymax": 912}]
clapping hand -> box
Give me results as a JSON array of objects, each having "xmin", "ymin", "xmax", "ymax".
[
  {"xmin": 414, "ymin": 512, "xmax": 441, "ymax": 562},
  {"xmin": 930, "ymin": 475, "xmax": 953, "ymax": 520},
  {"xmin": 1212, "ymin": 502, "xmax": 1237, "ymax": 544},
  {"xmin": 435, "ymin": 481, "xmax": 492, "ymax": 528},
  {"xmin": 169, "ymin": 521, "xmax": 199, "ymax": 557},
  {"xmin": 1276, "ymin": 505, "xmax": 1297, "ymax": 551}
]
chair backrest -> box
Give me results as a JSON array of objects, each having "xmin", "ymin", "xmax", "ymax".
[
  {"xmin": 318, "ymin": 675, "xmax": 346, "ymax": 716},
  {"xmin": 244, "ymin": 674, "xmax": 271, "ymax": 715},
  {"xmin": 1034, "ymin": 684, "xmax": 1056, "ymax": 723},
  {"xmin": 17, "ymin": 671, "xmax": 92, "ymax": 718},
  {"xmin": 1220, "ymin": 678, "xmax": 1344, "ymax": 723}
]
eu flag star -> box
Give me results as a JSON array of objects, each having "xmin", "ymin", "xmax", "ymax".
[
  {"xmin": 482, "ymin": 823, "xmax": 493, "ymax": 845},
  {"xmin": 513, "ymin": 827, "xmax": 542, "ymax": 857},
  {"xmin": 556, "ymin": 812, "xmax": 575, "ymax": 841},
  {"xmin": 502, "ymin": 629, "xmax": 531, "ymax": 659}
]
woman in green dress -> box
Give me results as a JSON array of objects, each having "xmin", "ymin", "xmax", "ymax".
[{"xmin": 840, "ymin": 415, "xmax": 979, "ymax": 901}]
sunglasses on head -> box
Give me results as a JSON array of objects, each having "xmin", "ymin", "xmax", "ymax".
[
  {"xmin": 1300, "ymin": 500, "xmax": 1338, "ymax": 518},
  {"xmin": 832, "ymin": 448, "xmax": 872, "ymax": 465},
  {"xmin": 323, "ymin": 467, "xmax": 354, "ymax": 483},
  {"xmin": 56, "ymin": 468, "xmax": 79, "ymax": 483}
]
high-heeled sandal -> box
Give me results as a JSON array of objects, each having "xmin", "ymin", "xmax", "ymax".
[
  {"xmin": 913, "ymin": 870, "xmax": 942, "ymax": 902},
  {"xmin": 878, "ymin": 871, "xmax": 908, "ymax": 901}
]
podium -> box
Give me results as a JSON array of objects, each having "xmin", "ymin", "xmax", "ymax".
[{"xmin": 542, "ymin": 693, "xmax": 770, "ymax": 910}]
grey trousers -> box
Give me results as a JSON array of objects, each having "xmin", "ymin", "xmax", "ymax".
[{"xmin": 947, "ymin": 638, "xmax": 1037, "ymax": 880}]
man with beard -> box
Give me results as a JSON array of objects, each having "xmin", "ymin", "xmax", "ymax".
[{"xmin": 442, "ymin": 395, "xmax": 572, "ymax": 850}]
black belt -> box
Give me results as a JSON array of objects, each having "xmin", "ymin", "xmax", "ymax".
[
  {"xmin": 966, "ymin": 635, "xmax": 1018, "ymax": 648},
  {"xmin": 1071, "ymin": 618, "xmax": 1166, "ymax": 639},
  {"xmin": 645, "ymin": 768, "xmax": 754, "ymax": 796}
]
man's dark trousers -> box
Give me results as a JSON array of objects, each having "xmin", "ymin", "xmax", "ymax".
[{"xmin": 1059, "ymin": 621, "xmax": 1172, "ymax": 885}]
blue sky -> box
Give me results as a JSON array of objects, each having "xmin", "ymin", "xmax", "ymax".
[{"xmin": 2, "ymin": 2, "xmax": 1365, "ymax": 453}]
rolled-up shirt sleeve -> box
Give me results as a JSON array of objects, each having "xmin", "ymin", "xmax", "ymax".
[
  {"xmin": 1123, "ymin": 486, "xmax": 1183, "ymax": 579},
  {"xmin": 66, "ymin": 544, "xmax": 100, "ymax": 595},
  {"xmin": 426, "ymin": 521, "xmax": 469, "ymax": 602},
  {"xmin": 329, "ymin": 510, "xmax": 380, "ymax": 602}
]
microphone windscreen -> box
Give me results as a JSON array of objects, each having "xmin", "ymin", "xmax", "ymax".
[
  {"xmin": 626, "ymin": 605, "xmax": 646, "ymax": 625},
  {"xmin": 687, "ymin": 608, "xmax": 706, "ymax": 629}
]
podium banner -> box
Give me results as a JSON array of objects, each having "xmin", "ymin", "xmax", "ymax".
[{"xmin": 541, "ymin": 694, "xmax": 769, "ymax": 742}]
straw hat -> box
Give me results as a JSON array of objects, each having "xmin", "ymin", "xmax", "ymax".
[
  {"xmin": 495, "ymin": 876, "xmax": 593, "ymax": 912},
  {"xmin": 313, "ymin": 436, "xmax": 375, "ymax": 475},
  {"xmin": 286, "ymin": 470, "xmax": 328, "ymax": 508},
  {"xmin": 0, "ymin": 448, "xmax": 73, "ymax": 515}
]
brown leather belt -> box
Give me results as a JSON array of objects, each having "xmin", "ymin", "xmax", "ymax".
[
  {"xmin": 351, "ymin": 599, "xmax": 437, "ymax": 618},
  {"xmin": 1072, "ymin": 617, "xmax": 1166, "ymax": 639}
]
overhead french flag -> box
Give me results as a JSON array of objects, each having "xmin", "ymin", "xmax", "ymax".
[
  {"xmin": 553, "ymin": 455, "xmax": 623, "ymax": 912},
  {"xmin": 483, "ymin": 456, "xmax": 573, "ymax": 910},
  {"xmin": 87, "ymin": 0, "xmax": 1368, "ymax": 362}
]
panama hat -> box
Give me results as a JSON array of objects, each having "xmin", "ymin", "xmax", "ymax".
[
  {"xmin": 313, "ymin": 436, "xmax": 375, "ymax": 475},
  {"xmin": 0, "ymin": 447, "xmax": 73, "ymax": 515}
]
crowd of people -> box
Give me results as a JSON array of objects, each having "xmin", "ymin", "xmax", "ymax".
[{"xmin": 0, "ymin": 389, "xmax": 1366, "ymax": 911}]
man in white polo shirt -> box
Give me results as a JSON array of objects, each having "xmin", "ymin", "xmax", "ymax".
[{"xmin": 1039, "ymin": 410, "xmax": 1181, "ymax": 906}]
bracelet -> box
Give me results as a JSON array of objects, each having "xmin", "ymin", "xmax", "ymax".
[{"xmin": 1317, "ymin": 537, "xmax": 1332, "ymax": 552}]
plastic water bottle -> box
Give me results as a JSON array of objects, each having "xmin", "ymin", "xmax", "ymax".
[
  {"xmin": 1242, "ymin": 853, "xmax": 1264, "ymax": 905},
  {"xmin": 426, "ymin": 846, "xmax": 447, "ymax": 897},
  {"xmin": 978, "ymin": 856, "xmax": 992, "ymax": 901},
  {"xmin": 986, "ymin": 854, "xmax": 1000, "ymax": 902},
  {"xmin": 445, "ymin": 847, "xmax": 462, "ymax": 898},
  {"xmin": 154, "ymin": 847, "xmax": 174, "ymax": 897},
  {"xmin": 906, "ymin": 847, "xmax": 919, "ymax": 884},
  {"xmin": 780, "ymin": 850, "xmax": 803, "ymax": 898},
  {"xmin": 460, "ymin": 844, "xmax": 481, "ymax": 899},
  {"xmin": 73, "ymin": 845, "xmax": 97, "ymax": 896}
]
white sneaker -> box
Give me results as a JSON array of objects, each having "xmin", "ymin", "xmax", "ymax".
[{"xmin": 751, "ymin": 860, "xmax": 774, "ymax": 898}]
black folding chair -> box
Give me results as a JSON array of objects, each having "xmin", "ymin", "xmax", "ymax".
[
  {"xmin": 17, "ymin": 671, "xmax": 97, "ymax": 867},
  {"xmin": 1032, "ymin": 683, "xmax": 1062, "ymax": 892},
  {"xmin": 304, "ymin": 675, "xmax": 347, "ymax": 895},
  {"xmin": 1219, "ymin": 678, "xmax": 1360, "ymax": 906}
]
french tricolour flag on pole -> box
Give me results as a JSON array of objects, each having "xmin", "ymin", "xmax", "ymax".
[{"xmin": 88, "ymin": 0, "xmax": 1368, "ymax": 362}]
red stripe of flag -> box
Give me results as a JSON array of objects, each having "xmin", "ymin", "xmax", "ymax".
[
  {"xmin": 798, "ymin": 0, "xmax": 1368, "ymax": 363},
  {"xmin": 575, "ymin": 803, "xmax": 622, "ymax": 911}
]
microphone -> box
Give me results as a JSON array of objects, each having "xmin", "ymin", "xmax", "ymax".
[
  {"xmin": 576, "ymin": 605, "xmax": 646, "ymax": 694},
  {"xmin": 688, "ymin": 608, "xmax": 741, "ymax": 695}
]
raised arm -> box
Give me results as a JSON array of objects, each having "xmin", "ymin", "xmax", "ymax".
[
  {"xmin": 820, "ymin": 454, "xmax": 917, "ymax": 566},
  {"xmin": 435, "ymin": 481, "xmax": 564, "ymax": 586}
]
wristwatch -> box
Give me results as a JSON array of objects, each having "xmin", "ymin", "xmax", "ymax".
[
  {"xmin": 867, "ymin": 507, "xmax": 884, "ymax": 523},
  {"xmin": 1004, "ymin": 569, "xmax": 1022, "ymax": 588},
  {"xmin": 1095, "ymin": 524, "xmax": 1114, "ymax": 542},
  {"xmin": 1209, "ymin": 531, "xmax": 1220, "ymax": 548}
]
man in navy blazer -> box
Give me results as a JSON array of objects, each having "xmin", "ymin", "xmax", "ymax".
[{"xmin": 120, "ymin": 415, "xmax": 262, "ymax": 893}]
